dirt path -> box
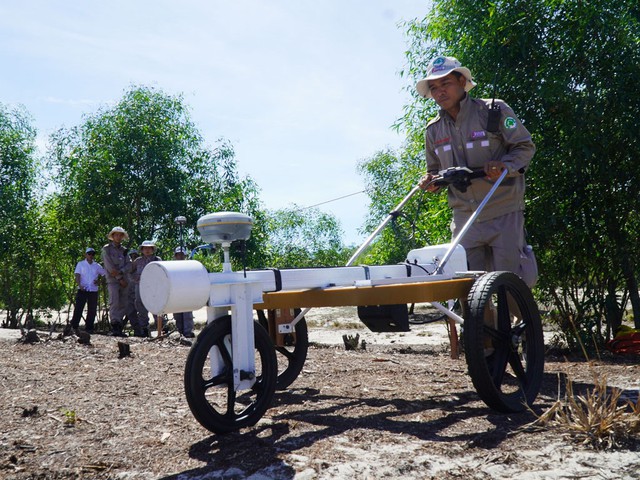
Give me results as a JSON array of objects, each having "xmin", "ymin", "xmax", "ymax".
[{"xmin": 1, "ymin": 308, "xmax": 639, "ymax": 479}]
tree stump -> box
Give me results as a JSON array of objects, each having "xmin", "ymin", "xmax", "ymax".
[
  {"xmin": 77, "ymin": 331, "xmax": 91, "ymax": 345},
  {"xmin": 342, "ymin": 333, "xmax": 360, "ymax": 351},
  {"xmin": 117, "ymin": 341, "xmax": 131, "ymax": 358},
  {"xmin": 22, "ymin": 329, "xmax": 40, "ymax": 344}
]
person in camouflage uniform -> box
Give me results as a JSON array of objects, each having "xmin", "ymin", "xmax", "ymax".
[{"xmin": 101, "ymin": 227, "xmax": 131, "ymax": 336}]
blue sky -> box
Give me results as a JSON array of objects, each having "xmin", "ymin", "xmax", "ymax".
[{"xmin": 0, "ymin": 1, "xmax": 429, "ymax": 245}]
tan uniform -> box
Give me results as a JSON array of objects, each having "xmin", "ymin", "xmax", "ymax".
[
  {"xmin": 101, "ymin": 242, "xmax": 130, "ymax": 328},
  {"xmin": 124, "ymin": 260, "xmax": 138, "ymax": 327},
  {"xmin": 425, "ymin": 94, "xmax": 535, "ymax": 272}
]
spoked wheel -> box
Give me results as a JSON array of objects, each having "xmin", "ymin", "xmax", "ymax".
[
  {"xmin": 464, "ymin": 271, "xmax": 544, "ymax": 412},
  {"xmin": 257, "ymin": 308, "xmax": 309, "ymax": 390},
  {"xmin": 184, "ymin": 315, "xmax": 277, "ymax": 433}
]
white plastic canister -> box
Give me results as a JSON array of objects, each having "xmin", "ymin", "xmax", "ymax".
[{"xmin": 139, "ymin": 260, "xmax": 210, "ymax": 315}]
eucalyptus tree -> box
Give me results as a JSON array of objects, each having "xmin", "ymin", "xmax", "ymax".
[
  {"xmin": 0, "ymin": 104, "xmax": 41, "ymax": 327},
  {"xmin": 262, "ymin": 206, "xmax": 350, "ymax": 268},
  {"xmin": 47, "ymin": 85, "xmax": 263, "ymax": 263}
]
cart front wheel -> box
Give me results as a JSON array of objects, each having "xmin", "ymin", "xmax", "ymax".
[
  {"xmin": 184, "ymin": 316, "xmax": 277, "ymax": 433},
  {"xmin": 464, "ymin": 271, "xmax": 544, "ymax": 412}
]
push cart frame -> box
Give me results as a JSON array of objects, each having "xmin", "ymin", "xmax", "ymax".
[{"xmin": 140, "ymin": 168, "xmax": 544, "ymax": 434}]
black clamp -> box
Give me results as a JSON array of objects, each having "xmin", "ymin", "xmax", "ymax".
[{"xmin": 267, "ymin": 268, "xmax": 282, "ymax": 292}]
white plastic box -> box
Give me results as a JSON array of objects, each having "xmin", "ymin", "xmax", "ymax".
[{"xmin": 405, "ymin": 243, "xmax": 468, "ymax": 276}]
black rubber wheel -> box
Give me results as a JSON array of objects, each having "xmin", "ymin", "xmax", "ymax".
[
  {"xmin": 184, "ymin": 316, "xmax": 277, "ymax": 433},
  {"xmin": 257, "ymin": 309, "xmax": 309, "ymax": 390},
  {"xmin": 464, "ymin": 271, "xmax": 544, "ymax": 412}
]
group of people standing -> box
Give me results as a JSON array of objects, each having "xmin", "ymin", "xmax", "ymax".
[{"xmin": 70, "ymin": 226, "xmax": 195, "ymax": 338}]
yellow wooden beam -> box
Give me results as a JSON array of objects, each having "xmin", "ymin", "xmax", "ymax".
[{"xmin": 254, "ymin": 278, "xmax": 474, "ymax": 310}]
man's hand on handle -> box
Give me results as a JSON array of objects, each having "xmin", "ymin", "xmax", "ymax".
[
  {"xmin": 484, "ymin": 161, "xmax": 507, "ymax": 181},
  {"xmin": 418, "ymin": 173, "xmax": 441, "ymax": 192}
]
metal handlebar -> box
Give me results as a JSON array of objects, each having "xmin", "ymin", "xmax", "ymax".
[
  {"xmin": 346, "ymin": 185, "xmax": 422, "ymax": 266},
  {"xmin": 347, "ymin": 166, "xmax": 506, "ymax": 268}
]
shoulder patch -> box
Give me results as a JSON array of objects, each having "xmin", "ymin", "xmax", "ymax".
[{"xmin": 504, "ymin": 117, "xmax": 517, "ymax": 129}]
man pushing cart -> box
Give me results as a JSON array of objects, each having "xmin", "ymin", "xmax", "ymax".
[{"xmin": 138, "ymin": 56, "xmax": 543, "ymax": 434}]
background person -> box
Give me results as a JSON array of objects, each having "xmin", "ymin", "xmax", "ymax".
[
  {"xmin": 102, "ymin": 226, "xmax": 131, "ymax": 336},
  {"xmin": 131, "ymin": 240, "xmax": 161, "ymax": 337},
  {"xmin": 69, "ymin": 247, "xmax": 106, "ymax": 334},
  {"xmin": 123, "ymin": 248, "xmax": 139, "ymax": 330},
  {"xmin": 172, "ymin": 246, "xmax": 195, "ymax": 338}
]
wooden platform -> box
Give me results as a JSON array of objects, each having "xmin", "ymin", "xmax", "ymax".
[{"xmin": 255, "ymin": 277, "xmax": 474, "ymax": 310}]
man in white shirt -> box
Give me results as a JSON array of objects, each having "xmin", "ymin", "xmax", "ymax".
[{"xmin": 70, "ymin": 247, "xmax": 106, "ymax": 333}]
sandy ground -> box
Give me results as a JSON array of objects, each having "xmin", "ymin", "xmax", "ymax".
[
  {"xmin": 1, "ymin": 305, "xmax": 639, "ymax": 479},
  {"xmin": 0, "ymin": 305, "xmax": 455, "ymax": 345}
]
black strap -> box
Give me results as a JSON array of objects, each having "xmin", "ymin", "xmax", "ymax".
[
  {"xmin": 267, "ymin": 268, "xmax": 282, "ymax": 292},
  {"xmin": 486, "ymin": 68, "xmax": 501, "ymax": 133},
  {"xmin": 362, "ymin": 266, "xmax": 370, "ymax": 280}
]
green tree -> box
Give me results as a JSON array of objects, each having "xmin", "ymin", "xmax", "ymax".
[
  {"xmin": 42, "ymin": 85, "xmax": 267, "ymax": 326},
  {"xmin": 47, "ymin": 85, "xmax": 263, "ymax": 263},
  {"xmin": 394, "ymin": 0, "xmax": 640, "ymax": 347},
  {"xmin": 262, "ymin": 207, "xmax": 350, "ymax": 268},
  {"xmin": 0, "ymin": 104, "xmax": 44, "ymax": 327}
]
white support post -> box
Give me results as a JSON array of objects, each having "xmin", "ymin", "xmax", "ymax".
[
  {"xmin": 229, "ymin": 282, "xmax": 259, "ymax": 390},
  {"xmin": 205, "ymin": 306, "xmax": 230, "ymax": 383}
]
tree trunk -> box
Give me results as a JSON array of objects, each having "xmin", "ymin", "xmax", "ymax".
[
  {"xmin": 619, "ymin": 253, "xmax": 640, "ymax": 330},
  {"xmin": 604, "ymin": 280, "xmax": 622, "ymax": 339}
]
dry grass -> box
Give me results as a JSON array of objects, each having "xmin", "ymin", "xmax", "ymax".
[{"xmin": 529, "ymin": 373, "xmax": 640, "ymax": 450}]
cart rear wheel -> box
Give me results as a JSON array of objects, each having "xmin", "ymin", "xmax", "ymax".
[
  {"xmin": 464, "ymin": 271, "xmax": 544, "ymax": 412},
  {"xmin": 184, "ymin": 316, "xmax": 277, "ymax": 433},
  {"xmin": 257, "ymin": 309, "xmax": 309, "ymax": 390}
]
